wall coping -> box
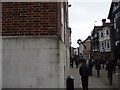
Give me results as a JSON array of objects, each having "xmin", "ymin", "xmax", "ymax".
[{"xmin": 2, "ymin": 35, "xmax": 58, "ymax": 39}]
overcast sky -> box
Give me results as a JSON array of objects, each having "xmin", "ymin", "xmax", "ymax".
[{"xmin": 68, "ymin": 0, "xmax": 112, "ymax": 47}]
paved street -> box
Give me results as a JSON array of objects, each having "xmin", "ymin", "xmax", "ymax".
[{"xmin": 68, "ymin": 63, "xmax": 119, "ymax": 89}]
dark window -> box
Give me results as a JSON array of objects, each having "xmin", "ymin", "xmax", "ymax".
[
  {"xmin": 102, "ymin": 42, "xmax": 104, "ymax": 46},
  {"xmin": 105, "ymin": 41, "xmax": 107, "ymax": 48},
  {"xmin": 107, "ymin": 41, "xmax": 110, "ymax": 48},
  {"xmin": 102, "ymin": 42, "xmax": 104, "ymax": 49},
  {"xmin": 101, "ymin": 33, "xmax": 103, "ymax": 37},
  {"xmin": 106, "ymin": 30, "xmax": 109, "ymax": 35}
]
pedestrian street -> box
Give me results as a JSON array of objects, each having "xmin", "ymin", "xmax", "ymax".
[{"xmin": 68, "ymin": 64, "xmax": 119, "ymax": 89}]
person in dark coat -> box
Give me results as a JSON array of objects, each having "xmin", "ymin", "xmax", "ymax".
[
  {"xmin": 101, "ymin": 58, "xmax": 105, "ymax": 69},
  {"xmin": 95, "ymin": 60, "xmax": 101, "ymax": 77},
  {"xmin": 74, "ymin": 53, "xmax": 79, "ymax": 68},
  {"xmin": 70, "ymin": 57, "xmax": 74, "ymax": 68},
  {"xmin": 88, "ymin": 59, "xmax": 94, "ymax": 76},
  {"xmin": 117, "ymin": 59, "xmax": 120, "ymax": 69},
  {"xmin": 106, "ymin": 60, "xmax": 115, "ymax": 85},
  {"xmin": 79, "ymin": 60, "xmax": 90, "ymax": 90}
]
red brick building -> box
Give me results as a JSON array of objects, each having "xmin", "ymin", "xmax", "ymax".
[
  {"xmin": 2, "ymin": 2, "xmax": 70, "ymax": 88},
  {"xmin": 2, "ymin": 2, "xmax": 70, "ymax": 47}
]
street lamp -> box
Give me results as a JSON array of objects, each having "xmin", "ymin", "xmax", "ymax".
[
  {"xmin": 68, "ymin": 4, "xmax": 72, "ymax": 7},
  {"xmin": 77, "ymin": 39, "xmax": 86, "ymax": 60},
  {"xmin": 77, "ymin": 39, "xmax": 82, "ymax": 45},
  {"xmin": 77, "ymin": 39, "xmax": 86, "ymax": 49}
]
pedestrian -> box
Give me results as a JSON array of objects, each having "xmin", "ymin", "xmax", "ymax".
[
  {"xmin": 106, "ymin": 60, "xmax": 115, "ymax": 85},
  {"xmin": 95, "ymin": 60, "xmax": 101, "ymax": 77},
  {"xmin": 101, "ymin": 58, "xmax": 105, "ymax": 69},
  {"xmin": 117, "ymin": 59, "xmax": 120, "ymax": 69},
  {"xmin": 70, "ymin": 57, "xmax": 74, "ymax": 68},
  {"xmin": 88, "ymin": 59, "xmax": 94, "ymax": 76},
  {"xmin": 74, "ymin": 53, "xmax": 79, "ymax": 68},
  {"xmin": 112, "ymin": 60, "xmax": 117, "ymax": 74},
  {"xmin": 79, "ymin": 60, "xmax": 90, "ymax": 90}
]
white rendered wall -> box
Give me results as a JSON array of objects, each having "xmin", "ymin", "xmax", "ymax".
[
  {"xmin": 98, "ymin": 27, "xmax": 111, "ymax": 52},
  {"xmin": 2, "ymin": 36, "xmax": 69, "ymax": 88}
]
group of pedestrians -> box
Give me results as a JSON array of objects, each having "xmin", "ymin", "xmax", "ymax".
[
  {"xmin": 70, "ymin": 52, "xmax": 118, "ymax": 90},
  {"xmin": 87, "ymin": 59, "xmax": 102, "ymax": 77},
  {"xmin": 70, "ymin": 52, "xmax": 84, "ymax": 68},
  {"xmin": 78, "ymin": 58, "xmax": 116, "ymax": 90}
]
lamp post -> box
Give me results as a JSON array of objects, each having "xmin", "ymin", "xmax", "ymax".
[
  {"xmin": 77, "ymin": 39, "xmax": 86, "ymax": 60},
  {"xmin": 77, "ymin": 39, "xmax": 86, "ymax": 49},
  {"xmin": 77, "ymin": 39, "xmax": 82, "ymax": 45}
]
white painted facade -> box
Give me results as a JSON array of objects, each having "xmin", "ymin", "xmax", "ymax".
[
  {"xmin": 83, "ymin": 38, "xmax": 91, "ymax": 60},
  {"xmin": 98, "ymin": 27, "xmax": 111, "ymax": 52},
  {"xmin": 2, "ymin": 36, "xmax": 69, "ymax": 88},
  {"xmin": 79, "ymin": 44, "xmax": 84, "ymax": 55},
  {"xmin": 76, "ymin": 44, "xmax": 84, "ymax": 59}
]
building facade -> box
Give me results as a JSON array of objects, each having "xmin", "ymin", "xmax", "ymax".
[
  {"xmin": 83, "ymin": 36, "xmax": 91, "ymax": 60},
  {"xmin": 98, "ymin": 19, "xmax": 112, "ymax": 61},
  {"xmin": 91, "ymin": 26, "xmax": 102, "ymax": 60},
  {"xmin": 2, "ymin": 2, "xmax": 70, "ymax": 88},
  {"xmin": 91, "ymin": 19, "xmax": 114, "ymax": 62},
  {"xmin": 108, "ymin": 1, "xmax": 120, "ymax": 64},
  {"xmin": 77, "ymin": 42, "xmax": 84, "ymax": 60}
]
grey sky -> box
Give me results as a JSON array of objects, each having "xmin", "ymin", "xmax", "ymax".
[{"xmin": 68, "ymin": 0, "xmax": 112, "ymax": 47}]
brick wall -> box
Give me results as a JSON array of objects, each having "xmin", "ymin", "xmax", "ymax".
[
  {"xmin": 56, "ymin": 2, "xmax": 69, "ymax": 45},
  {"xmin": 56, "ymin": 2, "xmax": 62, "ymax": 38},
  {"xmin": 2, "ymin": 2, "xmax": 57, "ymax": 36}
]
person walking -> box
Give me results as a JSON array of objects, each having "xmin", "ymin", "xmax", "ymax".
[
  {"xmin": 106, "ymin": 60, "xmax": 115, "ymax": 85},
  {"xmin": 101, "ymin": 58, "xmax": 105, "ymax": 69},
  {"xmin": 74, "ymin": 53, "xmax": 79, "ymax": 68},
  {"xmin": 117, "ymin": 59, "xmax": 120, "ymax": 69},
  {"xmin": 70, "ymin": 57, "xmax": 74, "ymax": 68},
  {"xmin": 88, "ymin": 59, "xmax": 94, "ymax": 76},
  {"xmin": 79, "ymin": 60, "xmax": 90, "ymax": 90},
  {"xmin": 95, "ymin": 60, "xmax": 101, "ymax": 77}
]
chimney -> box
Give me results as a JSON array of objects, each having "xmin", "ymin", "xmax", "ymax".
[{"xmin": 102, "ymin": 19, "xmax": 106, "ymax": 25}]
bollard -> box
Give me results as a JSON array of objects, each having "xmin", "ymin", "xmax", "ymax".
[{"xmin": 66, "ymin": 76, "xmax": 74, "ymax": 90}]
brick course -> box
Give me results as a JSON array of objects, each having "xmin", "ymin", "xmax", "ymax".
[{"xmin": 2, "ymin": 2, "xmax": 57, "ymax": 36}]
